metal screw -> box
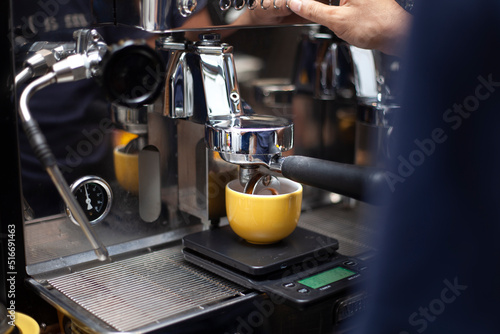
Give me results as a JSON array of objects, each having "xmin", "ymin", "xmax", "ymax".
[
  {"xmin": 91, "ymin": 29, "xmax": 100, "ymax": 42},
  {"xmin": 230, "ymin": 92, "xmax": 240, "ymax": 103}
]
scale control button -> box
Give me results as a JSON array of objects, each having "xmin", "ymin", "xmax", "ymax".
[
  {"xmin": 283, "ymin": 282, "xmax": 295, "ymax": 288},
  {"xmin": 297, "ymin": 288, "xmax": 310, "ymax": 294},
  {"xmin": 343, "ymin": 260, "xmax": 357, "ymax": 266}
]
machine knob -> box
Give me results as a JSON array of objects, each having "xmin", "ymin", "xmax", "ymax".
[{"xmin": 100, "ymin": 41, "xmax": 165, "ymax": 108}]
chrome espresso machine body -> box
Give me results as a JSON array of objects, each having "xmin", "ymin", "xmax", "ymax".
[{"xmin": 1, "ymin": 0, "xmax": 396, "ymax": 332}]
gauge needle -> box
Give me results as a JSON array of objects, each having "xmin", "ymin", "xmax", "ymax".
[{"xmin": 84, "ymin": 184, "xmax": 93, "ymax": 210}]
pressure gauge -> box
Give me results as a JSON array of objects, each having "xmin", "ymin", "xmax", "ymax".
[{"xmin": 66, "ymin": 176, "xmax": 113, "ymax": 225}]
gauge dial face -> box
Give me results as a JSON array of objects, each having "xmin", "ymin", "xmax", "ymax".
[{"xmin": 67, "ymin": 176, "xmax": 113, "ymax": 225}]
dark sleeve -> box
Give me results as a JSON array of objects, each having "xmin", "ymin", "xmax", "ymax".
[
  {"xmin": 354, "ymin": 0, "xmax": 500, "ymax": 333},
  {"xmin": 395, "ymin": 0, "xmax": 415, "ymax": 13}
]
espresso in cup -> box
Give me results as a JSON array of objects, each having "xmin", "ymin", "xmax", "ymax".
[{"xmin": 225, "ymin": 178, "xmax": 302, "ymax": 244}]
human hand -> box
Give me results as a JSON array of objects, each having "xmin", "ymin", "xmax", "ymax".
[{"xmin": 287, "ymin": 0, "xmax": 412, "ymax": 55}]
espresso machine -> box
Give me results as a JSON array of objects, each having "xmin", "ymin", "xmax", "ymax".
[{"xmin": 0, "ymin": 0, "xmax": 393, "ymax": 332}]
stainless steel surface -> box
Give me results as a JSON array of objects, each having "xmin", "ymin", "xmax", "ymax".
[
  {"xmin": 252, "ymin": 78, "xmax": 295, "ymax": 109},
  {"xmin": 18, "ymin": 72, "xmax": 56, "ymax": 123},
  {"xmin": 197, "ymin": 35, "xmax": 243, "ymax": 117},
  {"xmin": 161, "ymin": 34, "xmax": 244, "ymax": 120},
  {"xmin": 31, "ymin": 245, "xmax": 254, "ymax": 333},
  {"xmin": 16, "ymin": 49, "xmax": 54, "ymax": 85},
  {"xmin": 298, "ymin": 204, "xmax": 379, "ymax": 258},
  {"xmin": 206, "ymin": 114, "xmax": 293, "ymax": 166},
  {"xmin": 177, "ymin": 120, "xmax": 211, "ymax": 220},
  {"xmin": 92, "ymin": 0, "xmax": 317, "ymax": 33},
  {"xmin": 286, "ymin": 28, "xmax": 357, "ymax": 165},
  {"xmin": 138, "ymin": 147, "xmax": 163, "ymax": 222},
  {"xmin": 161, "ymin": 35, "xmax": 194, "ymax": 119},
  {"xmin": 315, "ymin": 35, "xmax": 343, "ymax": 100},
  {"xmin": 15, "ymin": 30, "xmax": 104, "ymax": 86},
  {"xmin": 24, "ymin": 209, "xmax": 205, "ymax": 274},
  {"xmin": 353, "ymin": 53, "xmax": 401, "ymax": 168},
  {"xmin": 293, "ymin": 29, "xmax": 356, "ymax": 101},
  {"xmin": 355, "ymin": 103, "xmax": 397, "ymax": 167},
  {"xmin": 350, "ymin": 46, "xmax": 378, "ymax": 101},
  {"xmin": 238, "ymin": 165, "xmax": 260, "ymax": 186},
  {"xmin": 111, "ymin": 104, "xmax": 150, "ymax": 135},
  {"xmin": 50, "ymin": 50, "xmax": 103, "ymax": 84},
  {"xmin": 19, "ymin": 29, "xmax": 107, "ymax": 121}
]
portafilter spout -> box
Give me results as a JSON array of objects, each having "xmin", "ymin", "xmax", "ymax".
[{"xmin": 205, "ymin": 113, "xmax": 294, "ymax": 182}]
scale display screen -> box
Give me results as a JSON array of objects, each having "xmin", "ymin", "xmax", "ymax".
[{"xmin": 298, "ymin": 267, "xmax": 356, "ymax": 289}]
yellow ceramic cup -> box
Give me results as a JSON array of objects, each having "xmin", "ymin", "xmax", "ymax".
[
  {"xmin": 226, "ymin": 177, "xmax": 302, "ymax": 244},
  {"xmin": 14, "ymin": 312, "xmax": 40, "ymax": 333},
  {"xmin": 113, "ymin": 145, "xmax": 139, "ymax": 194}
]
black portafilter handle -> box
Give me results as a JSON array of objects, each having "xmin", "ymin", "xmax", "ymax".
[{"xmin": 280, "ymin": 155, "xmax": 389, "ymax": 205}]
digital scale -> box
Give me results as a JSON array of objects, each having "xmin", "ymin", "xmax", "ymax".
[{"xmin": 183, "ymin": 226, "xmax": 369, "ymax": 320}]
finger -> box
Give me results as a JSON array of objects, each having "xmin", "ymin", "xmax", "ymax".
[{"xmin": 288, "ymin": 0, "xmax": 339, "ymax": 27}]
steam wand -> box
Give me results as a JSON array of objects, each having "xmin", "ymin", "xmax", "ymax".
[{"xmin": 18, "ymin": 54, "xmax": 110, "ymax": 262}]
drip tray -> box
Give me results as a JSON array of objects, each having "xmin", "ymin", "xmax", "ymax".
[{"xmin": 29, "ymin": 246, "xmax": 254, "ymax": 333}]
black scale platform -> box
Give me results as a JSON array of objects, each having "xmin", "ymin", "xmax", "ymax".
[{"xmin": 182, "ymin": 226, "xmax": 340, "ymax": 276}]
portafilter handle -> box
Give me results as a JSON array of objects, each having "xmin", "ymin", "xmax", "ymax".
[{"xmin": 278, "ymin": 155, "xmax": 388, "ymax": 204}]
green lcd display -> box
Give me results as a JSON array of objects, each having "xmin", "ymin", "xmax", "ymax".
[{"xmin": 298, "ymin": 267, "xmax": 356, "ymax": 289}]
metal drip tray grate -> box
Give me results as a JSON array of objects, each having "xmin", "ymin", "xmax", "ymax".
[{"xmin": 47, "ymin": 246, "xmax": 246, "ymax": 332}]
